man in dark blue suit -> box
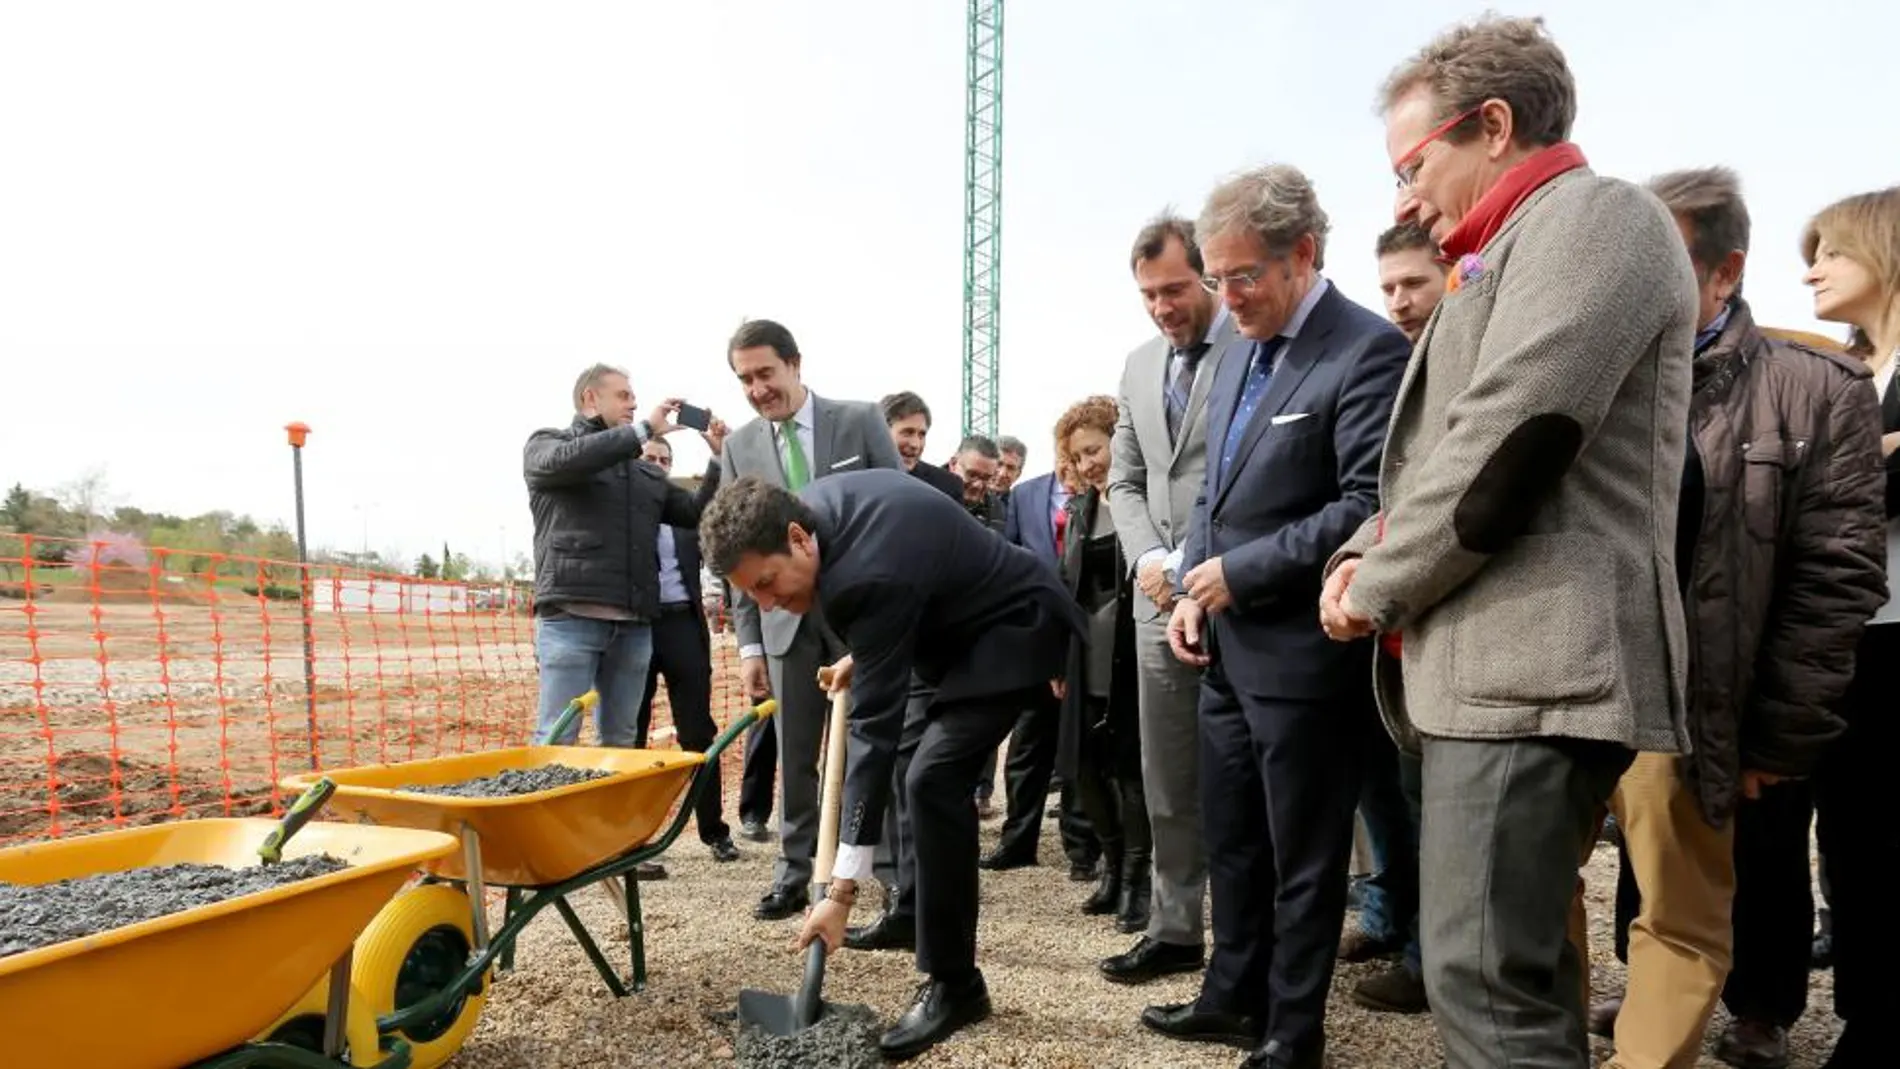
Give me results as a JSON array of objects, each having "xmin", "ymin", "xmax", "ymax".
[
  {"xmin": 701, "ymin": 469, "xmax": 1085, "ymax": 1061},
  {"xmin": 1137, "ymin": 164, "xmax": 1408, "ymax": 1069}
]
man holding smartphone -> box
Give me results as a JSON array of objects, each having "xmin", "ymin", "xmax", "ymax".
[{"xmin": 523, "ymin": 364, "xmax": 728, "ymax": 749}]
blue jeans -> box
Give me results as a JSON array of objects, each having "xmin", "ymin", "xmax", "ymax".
[
  {"xmin": 532, "ymin": 615, "xmax": 654, "ymax": 746},
  {"xmin": 1359, "ymin": 746, "xmax": 1422, "ymax": 975}
]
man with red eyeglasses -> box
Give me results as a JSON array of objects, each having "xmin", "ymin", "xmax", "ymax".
[{"xmin": 1318, "ymin": 15, "xmax": 1697, "ymax": 1066}]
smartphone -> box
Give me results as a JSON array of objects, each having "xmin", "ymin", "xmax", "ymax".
[{"xmin": 675, "ymin": 403, "xmax": 712, "ymax": 432}]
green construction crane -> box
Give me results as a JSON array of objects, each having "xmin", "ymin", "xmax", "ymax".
[{"xmin": 961, "ymin": 0, "xmax": 1003, "ymax": 438}]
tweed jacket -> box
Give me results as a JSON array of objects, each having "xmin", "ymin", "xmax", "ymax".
[{"xmin": 1330, "ymin": 168, "xmax": 1698, "ymax": 754}]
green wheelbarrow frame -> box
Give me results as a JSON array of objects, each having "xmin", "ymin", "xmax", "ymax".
[{"xmin": 373, "ymin": 699, "xmax": 775, "ymax": 1039}]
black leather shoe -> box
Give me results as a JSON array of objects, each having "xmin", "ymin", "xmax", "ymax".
[
  {"xmin": 879, "ymin": 973, "xmax": 992, "ymax": 1062},
  {"xmin": 633, "ymin": 861, "xmax": 667, "ymax": 880},
  {"xmin": 977, "ymin": 847, "xmax": 1036, "ymax": 871},
  {"xmin": 1241, "ymin": 1037, "xmax": 1323, "ymax": 1069},
  {"xmin": 1138, "ymin": 1002, "xmax": 1259, "ymax": 1048},
  {"xmin": 753, "ymin": 885, "xmax": 808, "ymax": 920},
  {"xmin": 1100, "ymin": 936, "xmax": 1203, "ymax": 984},
  {"xmin": 708, "ymin": 837, "xmax": 740, "ymax": 863},
  {"xmin": 739, "ymin": 818, "xmax": 771, "ymax": 842},
  {"xmin": 845, "ymin": 911, "xmax": 917, "ymax": 951},
  {"xmin": 1068, "ymin": 859, "xmax": 1099, "ymax": 882}
]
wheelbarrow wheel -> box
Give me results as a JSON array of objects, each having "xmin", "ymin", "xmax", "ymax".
[
  {"xmin": 354, "ymin": 883, "xmax": 488, "ymax": 1069},
  {"xmin": 254, "ymin": 975, "xmax": 382, "ymax": 1066}
]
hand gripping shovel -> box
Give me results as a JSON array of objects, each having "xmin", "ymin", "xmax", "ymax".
[{"xmin": 736, "ymin": 685, "xmax": 853, "ymax": 1038}]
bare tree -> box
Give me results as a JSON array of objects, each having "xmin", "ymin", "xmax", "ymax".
[{"xmin": 57, "ymin": 467, "xmax": 116, "ymax": 530}]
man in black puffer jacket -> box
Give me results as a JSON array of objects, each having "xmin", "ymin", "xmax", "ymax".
[{"xmin": 524, "ymin": 363, "xmax": 729, "ymax": 746}]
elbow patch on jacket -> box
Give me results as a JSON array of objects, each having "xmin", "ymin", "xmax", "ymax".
[{"xmin": 1452, "ymin": 414, "xmax": 1584, "ymax": 554}]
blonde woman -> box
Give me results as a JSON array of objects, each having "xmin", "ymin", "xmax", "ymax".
[
  {"xmin": 1793, "ymin": 186, "xmax": 1900, "ymax": 1069},
  {"xmin": 1050, "ymin": 396, "xmax": 1151, "ymax": 934}
]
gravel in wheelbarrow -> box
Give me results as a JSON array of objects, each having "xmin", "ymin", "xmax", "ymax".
[
  {"xmin": 399, "ymin": 764, "xmax": 613, "ymax": 798},
  {"xmin": 0, "ymin": 854, "xmax": 346, "ymax": 959}
]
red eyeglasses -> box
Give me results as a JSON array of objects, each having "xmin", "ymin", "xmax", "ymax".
[{"xmin": 1393, "ymin": 106, "xmax": 1481, "ymax": 189}]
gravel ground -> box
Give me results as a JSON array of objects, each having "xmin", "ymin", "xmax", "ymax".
[
  {"xmin": 0, "ymin": 854, "xmax": 346, "ymax": 958},
  {"xmin": 440, "ymin": 817, "xmax": 1844, "ymax": 1068}
]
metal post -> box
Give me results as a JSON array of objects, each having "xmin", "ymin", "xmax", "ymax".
[{"xmin": 287, "ymin": 422, "xmax": 319, "ymax": 771}]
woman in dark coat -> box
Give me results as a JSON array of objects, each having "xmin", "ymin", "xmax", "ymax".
[{"xmin": 1050, "ymin": 395, "xmax": 1148, "ymax": 933}]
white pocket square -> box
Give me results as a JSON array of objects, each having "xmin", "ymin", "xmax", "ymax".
[
  {"xmin": 1270, "ymin": 412, "xmax": 1311, "ymax": 426},
  {"xmin": 830, "ymin": 454, "xmax": 862, "ymax": 469}
]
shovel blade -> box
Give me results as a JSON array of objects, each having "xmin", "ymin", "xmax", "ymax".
[{"xmin": 736, "ymin": 988, "xmax": 828, "ymax": 1037}]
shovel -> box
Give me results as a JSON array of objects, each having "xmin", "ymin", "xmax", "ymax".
[
  {"xmin": 258, "ymin": 776, "xmax": 337, "ymax": 865},
  {"xmin": 736, "ymin": 685, "xmax": 853, "ymax": 1036}
]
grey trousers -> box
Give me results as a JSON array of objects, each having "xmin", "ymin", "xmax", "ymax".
[
  {"xmin": 1134, "ymin": 613, "xmax": 1207, "ymax": 945},
  {"xmin": 766, "ymin": 621, "xmax": 847, "ymax": 891},
  {"xmin": 1420, "ymin": 735, "xmax": 1631, "ymax": 1069}
]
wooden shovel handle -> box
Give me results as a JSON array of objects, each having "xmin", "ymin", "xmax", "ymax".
[{"xmin": 813, "ymin": 688, "xmax": 850, "ymax": 891}]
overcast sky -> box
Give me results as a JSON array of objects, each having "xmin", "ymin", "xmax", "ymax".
[{"xmin": 2, "ymin": 1, "xmax": 1890, "ymax": 568}]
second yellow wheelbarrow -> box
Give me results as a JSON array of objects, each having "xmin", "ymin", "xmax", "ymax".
[{"xmin": 281, "ymin": 692, "xmax": 778, "ymax": 1069}]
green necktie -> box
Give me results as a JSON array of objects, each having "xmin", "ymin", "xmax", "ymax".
[{"xmin": 779, "ymin": 419, "xmax": 810, "ymax": 490}]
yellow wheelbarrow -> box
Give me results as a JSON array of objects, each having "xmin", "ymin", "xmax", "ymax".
[
  {"xmin": 280, "ymin": 692, "xmax": 778, "ymax": 1069},
  {"xmin": 0, "ymin": 802, "xmax": 458, "ymax": 1069}
]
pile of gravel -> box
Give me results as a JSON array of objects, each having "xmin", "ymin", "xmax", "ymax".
[
  {"xmin": 0, "ymin": 854, "xmax": 347, "ymax": 958},
  {"xmin": 734, "ymin": 1002, "xmax": 884, "ymax": 1068},
  {"xmin": 401, "ymin": 765, "xmax": 612, "ymax": 798}
]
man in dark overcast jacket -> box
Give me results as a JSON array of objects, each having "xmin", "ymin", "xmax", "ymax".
[{"xmin": 524, "ymin": 363, "xmax": 727, "ymax": 746}]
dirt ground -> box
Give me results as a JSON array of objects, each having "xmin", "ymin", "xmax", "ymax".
[
  {"xmin": 0, "ymin": 598, "xmax": 754, "ymax": 842},
  {"xmin": 444, "ymin": 812, "xmax": 1845, "ymax": 1069}
]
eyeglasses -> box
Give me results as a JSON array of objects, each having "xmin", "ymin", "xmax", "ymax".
[
  {"xmin": 1200, "ymin": 267, "xmax": 1267, "ymax": 294},
  {"xmin": 1393, "ymin": 106, "xmax": 1480, "ymax": 189}
]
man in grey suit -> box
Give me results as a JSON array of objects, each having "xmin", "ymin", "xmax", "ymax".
[
  {"xmin": 720, "ymin": 318, "xmax": 905, "ymax": 919},
  {"xmin": 1099, "ymin": 213, "xmax": 1237, "ymax": 984},
  {"xmin": 1146, "ymin": 166, "xmax": 1409, "ymax": 1069},
  {"xmin": 1322, "ymin": 16, "xmax": 1697, "ymax": 1065}
]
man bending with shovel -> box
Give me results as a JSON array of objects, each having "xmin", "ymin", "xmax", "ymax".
[{"xmin": 702, "ymin": 468, "xmax": 1084, "ymax": 1061}]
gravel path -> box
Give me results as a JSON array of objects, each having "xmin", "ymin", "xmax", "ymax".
[{"xmin": 442, "ymin": 819, "xmax": 1845, "ymax": 1068}]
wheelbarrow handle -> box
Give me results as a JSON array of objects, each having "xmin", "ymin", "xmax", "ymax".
[
  {"xmin": 259, "ymin": 777, "xmax": 336, "ymax": 865},
  {"xmin": 543, "ymin": 689, "xmax": 602, "ymax": 744}
]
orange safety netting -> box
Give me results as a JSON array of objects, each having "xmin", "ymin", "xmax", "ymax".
[{"xmin": 0, "ymin": 533, "xmax": 753, "ymax": 845}]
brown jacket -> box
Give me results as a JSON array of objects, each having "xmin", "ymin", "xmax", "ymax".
[{"xmin": 1679, "ymin": 300, "xmax": 1888, "ymax": 825}]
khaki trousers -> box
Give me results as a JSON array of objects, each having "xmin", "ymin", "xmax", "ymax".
[{"xmin": 1599, "ymin": 752, "xmax": 1736, "ymax": 1069}]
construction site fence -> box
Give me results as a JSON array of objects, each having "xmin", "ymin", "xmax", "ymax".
[{"xmin": 0, "ymin": 533, "xmax": 752, "ymax": 845}]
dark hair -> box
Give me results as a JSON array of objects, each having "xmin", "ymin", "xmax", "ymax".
[
  {"xmin": 1375, "ymin": 222, "xmax": 1438, "ymax": 258},
  {"xmin": 880, "ymin": 390, "xmax": 932, "ymax": 428},
  {"xmin": 644, "ymin": 437, "xmax": 674, "ymax": 459},
  {"xmin": 956, "ymin": 434, "xmax": 1000, "ymax": 460},
  {"xmin": 996, "ymin": 435, "xmax": 1026, "ymax": 461},
  {"xmin": 699, "ymin": 477, "xmax": 819, "ymax": 578},
  {"xmin": 1130, "ymin": 213, "xmax": 1204, "ymax": 275},
  {"xmin": 727, "ymin": 319, "xmax": 802, "ymax": 368}
]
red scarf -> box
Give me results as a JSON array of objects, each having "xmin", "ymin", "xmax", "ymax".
[
  {"xmin": 1437, "ymin": 142, "xmax": 1588, "ymax": 261},
  {"xmin": 1371, "ymin": 143, "xmax": 1587, "ymax": 661}
]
